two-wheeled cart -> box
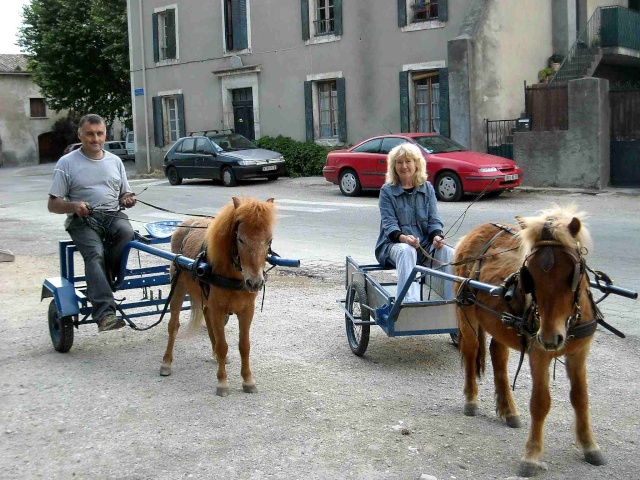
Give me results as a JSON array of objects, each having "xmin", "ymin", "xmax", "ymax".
[{"xmin": 41, "ymin": 221, "xmax": 299, "ymax": 352}]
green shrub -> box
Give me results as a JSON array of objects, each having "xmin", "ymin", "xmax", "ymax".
[{"xmin": 256, "ymin": 135, "xmax": 332, "ymax": 177}]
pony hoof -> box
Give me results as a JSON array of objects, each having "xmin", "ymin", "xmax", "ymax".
[
  {"xmin": 216, "ymin": 386, "xmax": 230, "ymax": 397},
  {"xmin": 159, "ymin": 365, "xmax": 172, "ymax": 376},
  {"xmin": 506, "ymin": 415, "xmax": 522, "ymax": 428},
  {"xmin": 518, "ymin": 460, "xmax": 547, "ymax": 477},
  {"xmin": 585, "ymin": 450, "xmax": 607, "ymax": 466},
  {"xmin": 243, "ymin": 384, "xmax": 258, "ymax": 393},
  {"xmin": 463, "ymin": 402, "xmax": 478, "ymax": 416}
]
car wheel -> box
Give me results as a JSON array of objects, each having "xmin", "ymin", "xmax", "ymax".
[
  {"xmin": 435, "ymin": 171, "xmax": 463, "ymax": 202},
  {"xmin": 167, "ymin": 167, "xmax": 182, "ymax": 186},
  {"xmin": 339, "ymin": 169, "xmax": 362, "ymax": 197},
  {"xmin": 222, "ymin": 166, "xmax": 238, "ymax": 187}
]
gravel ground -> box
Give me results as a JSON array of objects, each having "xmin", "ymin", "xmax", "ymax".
[{"xmin": 1, "ymin": 250, "xmax": 639, "ymax": 480}]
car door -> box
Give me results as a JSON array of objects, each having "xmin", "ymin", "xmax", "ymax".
[
  {"xmin": 193, "ymin": 138, "xmax": 219, "ymax": 179},
  {"xmin": 348, "ymin": 138, "xmax": 383, "ymax": 188},
  {"xmin": 172, "ymin": 138, "xmax": 197, "ymax": 177}
]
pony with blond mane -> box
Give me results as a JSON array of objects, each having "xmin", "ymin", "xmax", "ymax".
[
  {"xmin": 160, "ymin": 197, "xmax": 276, "ymax": 397},
  {"xmin": 454, "ymin": 205, "xmax": 605, "ymax": 477}
]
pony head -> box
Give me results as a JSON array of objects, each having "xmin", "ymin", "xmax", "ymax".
[{"xmin": 515, "ymin": 205, "xmax": 592, "ymax": 351}]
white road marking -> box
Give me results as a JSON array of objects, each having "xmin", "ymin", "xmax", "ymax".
[
  {"xmin": 277, "ymin": 198, "xmax": 376, "ymax": 208},
  {"xmin": 129, "ymin": 179, "xmax": 169, "ymax": 187},
  {"xmin": 276, "ymin": 206, "xmax": 336, "ymax": 213}
]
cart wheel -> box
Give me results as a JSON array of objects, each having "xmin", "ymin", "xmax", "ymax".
[
  {"xmin": 450, "ymin": 331, "xmax": 460, "ymax": 349},
  {"xmin": 345, "ymin": 281, "xmax": 370, "ymax": 356},
  {"xmin": 48, "ymin": 300, "xmax": 74, "ymax": 353}
]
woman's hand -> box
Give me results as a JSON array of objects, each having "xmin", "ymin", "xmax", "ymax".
[
  {"xmin": 401, "ymin": 234, "xmax": 420, "ymax": 249},
  {"xmin": 432, "ymin": 235, "xmax": 444, "ymax": 250}
]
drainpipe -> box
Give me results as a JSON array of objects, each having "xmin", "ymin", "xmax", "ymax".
[{"xmin": 138, "ymin": 0, "xmax": 151, "ymax": 173}]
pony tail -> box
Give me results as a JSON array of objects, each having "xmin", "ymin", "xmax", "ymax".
[
  {"xmin": 186, "ymin": 304, "xmax": 204, "ymax": 336},
  {"xmin": 476, "ymin": 326, "xmax": 486, "ymax": 378}
]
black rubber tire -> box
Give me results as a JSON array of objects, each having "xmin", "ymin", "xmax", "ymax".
[
  {"xmin": 345, "ymin": 281, "xmax": 370, "ymax": 356},
  {"xmin": 167, "ymin": 167, "xmax": 182, "ymax": 186},
  {"xmin": 222, "ymin": 166, "xmax": 238, "ymax": 187},
  {"xmin": 435, "ymin": 171, "xmax": 463, "ymax": 202},
  {"xmin": 450, "ymin": 331, "xmax": 460, "ymax": 349},
  {"xmin": 339, "ymin": 169, "xmax": 362, "ymax": 197},
  {"xmin": 48, "ymin": 300, "xmax": 74, "ymax": 353},
  {"xmin": 266, "ymin": 174, "xmax": 279, "ymax": 181}
]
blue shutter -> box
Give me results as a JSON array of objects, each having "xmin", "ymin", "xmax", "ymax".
[
  {"xmin": 152, "ymin": 13, "xmax": 159, "ymax": 62},
  {"xmin": 304, "ymin": 81, "xmax": 314, "ymax": 141},
  {"xmin": 336, "ymin": 77, "xmax": 347, "ymax": 142},
  {"xmin": 176, "ymin": 94, "xmax": 186, "ymax": 138},
  {"xmin": 232, "ymin": 0, "xmax": 248, "ymax": 50},
  {"xmin": 152, "ymin": 96, "xmax": 164, "ymax": 147},
  {"xmin": 334, "ymin": 0, "xmax": 342, "ymax": 35},
  {"xmin": 399, "ymin": 71, "xmax": 409, "ymax": 133},
  {"xmin": 165, "ymin": 9, "xmax": 176, "ymax": 59},
  {"xmin": 397, "ymin": 0, "xmax": 407, "ymax": 27},
  {"xmin": 438, "ymin": 0, "xmax": 448, "ymax": 22},
  {"xmin": 439, "ymin": 68, "xmax": 450, "ymax": 138},
  {"xmin": 301, "ymin": 0, "xmax": 310, "ymax": 40}
]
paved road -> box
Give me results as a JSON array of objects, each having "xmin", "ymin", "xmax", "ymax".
[{"xmin": 1, "ymin": 162, "xmax": 638, "ymax": 335}]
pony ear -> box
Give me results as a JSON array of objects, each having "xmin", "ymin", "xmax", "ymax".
[
  {"xmin": 515, "ymin": 215, "xmax": 526, "ymax": 229},
  {"xmin": 568, "ymin": 217, "xmax": 581, "ymax": 237},
  {"xmin": 266, "ymin": 198, "xmax": 274, "ymax": 203},
  {"xmin": 232, "ymin": 197, "xmax": 242, "ymax": 209}
]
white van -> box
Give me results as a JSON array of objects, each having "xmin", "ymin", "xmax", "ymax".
[{"xmin": 125, "ymin": 131, "xmax": 135, "ymax": 161}]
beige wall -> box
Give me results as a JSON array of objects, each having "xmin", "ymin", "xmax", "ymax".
[{"xmin": 0, "ymin": 74, "xmax": 66, "ymax": 167}]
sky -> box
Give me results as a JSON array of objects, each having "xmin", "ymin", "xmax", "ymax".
[{"xmin": 1, "ymin": 0, "xmax": 31, "ymax": 54}]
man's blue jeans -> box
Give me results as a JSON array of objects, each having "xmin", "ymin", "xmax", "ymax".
[{"xmin": 66, "ymin": 211, "xmax": 134, "ymax": 322}]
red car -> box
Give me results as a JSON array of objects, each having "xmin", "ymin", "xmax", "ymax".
[{"xmin": 322, "ymin": 133, "xmax": 523, "ymax": 201}]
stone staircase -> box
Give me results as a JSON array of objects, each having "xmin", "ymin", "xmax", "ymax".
[{"xmin": 551, "ymin": 47, "xmax": 603, "ymax": 83}]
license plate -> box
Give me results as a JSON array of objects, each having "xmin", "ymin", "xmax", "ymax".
[
  {"xmin": 504, "ymin": 174, "xmax": 518, "ymax": 181},
  {"xmin": 262, "ymin": 165, "xmax": 277, "ymax": 171}
]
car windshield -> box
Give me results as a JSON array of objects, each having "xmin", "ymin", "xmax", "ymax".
[
  {"xmin": 206, "ymin": 133, "xmax": 257, "ymax": 152},
  {"xmin": 414, "ymin": 135, "xmax": 467, "ymax": 154}
]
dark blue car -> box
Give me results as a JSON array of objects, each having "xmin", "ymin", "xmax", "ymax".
[{"xmin": 163, "ymin": 132, "xmax": 286, "ymax": 187}]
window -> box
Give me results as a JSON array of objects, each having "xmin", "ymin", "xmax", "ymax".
[
  {"xmin": 224, "ymin": 0, "xmax": 249, "ymax": 52},
  {"xmin": 353, "ymin": 139, "xmax": 382, "ymax": 153},
  {"xmin": 152, "ymin": 93, "xmax": 185, "ymax": 147},
  {"xmin": 398, "ymin": 0, "xmax": 447, "ymax": 29},
  {"xmin": 380, "ymin": 137, "xmax": 409, "ymax": 155},
  {"xmin": 304, "ymin": 76, "xmax": 347, "ymax": 144},
  {"xmin": 301, "ymin": 0, "xmax": 342, "ymax": 42},
  {"xmin": 195, "ymin": 138, "xmax": 215, "ymax": 154},
  {"xmin": 400, "ymin": 68, "xmax": 450, "ymax": 137},
  {"xmin": 30, "ymin": 98, "xmax": 46, "ymax": 118},
  {"xmin": 415, "ymin": 74, "xmax": 440, "ymax": 133},
  {"xmin": 153, "ymin": 6, "xmax": 177, "ymax": 62},
  {"xmin": 178, "ymin": 138, "xmax": 195, "ymax": 153}
]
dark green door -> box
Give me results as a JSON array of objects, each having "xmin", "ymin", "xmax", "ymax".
[{"xmin": 232, "ymin": 88, "xmax": 254, "ymax": 140}]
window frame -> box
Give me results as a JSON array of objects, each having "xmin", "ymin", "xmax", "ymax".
[
  {"xmin": 303, "ymin": 0, "xmax": 342, "ymax": 45},
  {"xmin": 304, "ymin": 72, "xmax": 346, "ymax": 146},
  {"xmin": 221, "ymin": 0, "xmax": 251, "ymax": 55},
  {"xmin": 29, "ymin": 98, "xmax": 47, "ymax": 118},
  {"xmin": 399, "ymin": 0, "xmax": 446, "ymax": 32},
  {"xmin": 153, "ymin": 4, "xmax": 179, "ymax": 64}
]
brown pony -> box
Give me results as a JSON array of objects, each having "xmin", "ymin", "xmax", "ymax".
[
  {"xmin": 160, "ymin": 197, "xmax": 276, "ymax": 397},
  {"xmin": 454, "ymin": 206, "xmax": 604, "ymax": 477}
]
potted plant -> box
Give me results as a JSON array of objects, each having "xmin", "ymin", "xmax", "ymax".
[
  {"xmin": 538, "ymin": 67, "xmax": 554, "ymax": 83},
  {"xmin": 549, "ymin": 53, "xmax": 563, "ymax": 71}
]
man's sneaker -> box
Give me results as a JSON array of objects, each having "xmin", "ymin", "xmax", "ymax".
[{"xmin": 98, "ymin": 313, "xmax": 126, "ymax": 332}]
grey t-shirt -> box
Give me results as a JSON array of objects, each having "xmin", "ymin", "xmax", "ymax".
[{"xmin": 49, "ymin": 148, "xmax": 132, "ymax": 227}]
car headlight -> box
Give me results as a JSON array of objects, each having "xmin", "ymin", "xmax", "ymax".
[
  {"xmin": 237, "ymin": 160, "xmax": 257, "ymax": 166},
  {"xmin": 478, "ymin": 167, "xmax": 499, "ymax": 173}
]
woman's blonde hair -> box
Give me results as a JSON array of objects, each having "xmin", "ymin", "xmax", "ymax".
[{"xmin": 385, "ymin": 143, "xmax": 428, "ymax": 186}]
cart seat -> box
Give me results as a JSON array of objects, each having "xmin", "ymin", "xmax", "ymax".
[{"xmin": 144, "ymin": 220, "xmax": 183, "ymax": 239}]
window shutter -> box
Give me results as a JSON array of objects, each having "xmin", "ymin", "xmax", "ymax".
[
  {"xmin": 438, "ymin": 0, "xmax": 448, "ymax": 22},
  {"xmin": 301, "ymin": 0, "xmax": 310, "ymax": 40},
  {"xmin": 336, "ymin": 77, "xmax": 347, "ymax": 142},
  {"xmin": 152, "ymin": 96, "xmax": 164, "ymax": 147},
  {"xmin": 334, "ymin": 0, "xmax": 343, "ymax": 35},
  {"xmin": 438, "ymin": 68, "xmax": 450, "ymax": 138},
  {"xmin": 176, "ymin": 94, "xmax": 186, "ymax": 138},
  {"xmin": 232, "ymin": 0, "xmax": 248, "ymax": 50},
  {"xmin": 304, "ymin": 81, "xmax": 313, "ymax": 141},
  {"xmin": 165, "ymin": 9, "xmax": 176, "ymax": 59},
  {"xmin": 152, "ymin": 13, "xmax": 159, "ymax": 62},
  {"xmin": 399, "ymin": 71, "xmax": 409, "ymax": 133},
  {"xmin": 397, "ymin": 0, "xmax": 407, "ymax": 27}
]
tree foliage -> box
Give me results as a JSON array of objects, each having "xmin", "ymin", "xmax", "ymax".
[{"xmin": 18, "ymin": 0, "xmax": 131, "ymax": 124}]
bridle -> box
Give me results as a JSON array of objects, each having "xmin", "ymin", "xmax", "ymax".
[{"xmin": 230, "ymin": 221, "xmax": 275, "ymax": 273}]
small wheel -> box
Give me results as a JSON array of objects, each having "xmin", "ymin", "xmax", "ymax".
[
  {"xmin": 345, "ymin": 281, "xmax": 370, "ymax": 356},
  {"xmin": 48, "ymin": 300, "xmax": 74, "ymax": 353},
  {"xmin": 450, "ymin": 331, "xmax": 460, "ymax": 349},
  {"xmin": 435, "ymin": 171, "xmax": 463, "ymax": 202},
  {"xmin": 339, "ymin": 169, "xmax": 362, "ymax": 197},
  {"xmin": 167, "ymin": 167, "xmax": 182, "ymax": 186},
  {"xmin": 222, "ymin": 166, "xmax": 238, "ymax": 187}
]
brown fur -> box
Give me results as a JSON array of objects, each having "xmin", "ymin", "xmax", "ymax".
[
  {"xmin": 160, "ymin": 197, "xmax": 276, "ymax": 397},
  {"xmin": 454, "ymin": 205, "xmax": 605, "ymax": 476}
]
